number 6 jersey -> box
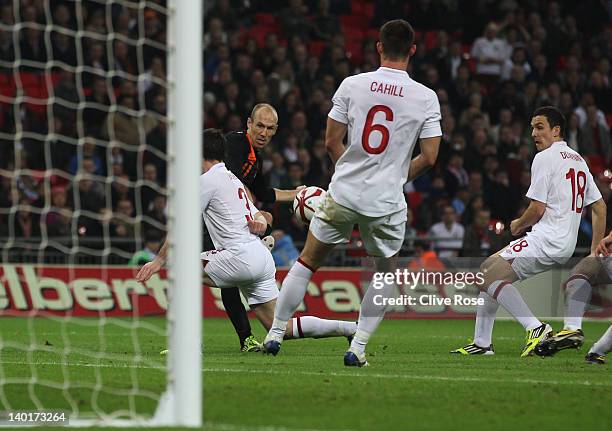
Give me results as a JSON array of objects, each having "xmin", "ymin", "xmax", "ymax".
[
  {"xmin": 526, "ymin": 141, "xmax": 602, "ymax": 262},
  {"xmin": 327, "ymin": 66, "xmax": 441, "ymax": 217}
]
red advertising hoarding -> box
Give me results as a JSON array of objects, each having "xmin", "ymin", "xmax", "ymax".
[{"xmin": 0, "ymin": 265, "xmax": 610, "ymax": 319}]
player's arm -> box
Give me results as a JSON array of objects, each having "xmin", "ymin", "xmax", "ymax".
[
  {"xmin": 510, "ymin": 199, "xmax": 546, "ymax": 236},
  {"xmin": 325, "ymin": 117, "xmax": 348, "ymax": 164},
  {"xmin": 247, "ymin": 172, "xmax": 304, "ymax": 203},
  {"xmin": 273, "ymin": 187, "xmax": 306, "ymax": 202},
  {"xmin": 407, "ymin": 136, "xmax": 441, "ymax": 182},
  {"xmin": 595, "ymin": 230, "xmax": 612, "ymax": 257},
  {"xmin": 136, "ymin": 238, "xmax": 168, "ymax": 282},
  {"xmin": 589, "ymin": 198, "xmax": 607, "ymax": 254}
]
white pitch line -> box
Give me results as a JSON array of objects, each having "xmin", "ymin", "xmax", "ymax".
[
  {"xmin": 202, "ymin": 367, "xmax": 612, "ymax": 388},
  {"xmin": 204, "ymin": 421, "xmax": 352, "ymax": 431},
  {"xmin": 0, "ymin": 361, "xmax": 610, "ymax": 388},
  {"xmin": 0, "ymin": 360, "xmax": 164, "ymax": 370}
]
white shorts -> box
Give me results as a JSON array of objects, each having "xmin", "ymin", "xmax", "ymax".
[
  {"xmin": 309, "ymin": 193, "xmax": 406, "ymax": 258},
  {"xmin": 201, "ymin": 240, "xmax": 278, "ymax": 305},
  {"xmin": 499, "ymin": 236, "xmax": 556, "ymax": 280}
]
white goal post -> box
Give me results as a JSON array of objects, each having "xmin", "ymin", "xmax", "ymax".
[{"xmin": 155, "ymin": 0, "xmax": 202, "ymax": 426}]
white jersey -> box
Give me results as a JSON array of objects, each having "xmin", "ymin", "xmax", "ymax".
[
  {"xmin": 327, "ymin": 67, "xmax": 441, "ymax": 217},
  {"xmin": 200, "ymin": 162, "xmax": 259, "ymax": 250},
  {"xmin": 526, "ymin": 141, "xmax": 602, "ymax": 262}
]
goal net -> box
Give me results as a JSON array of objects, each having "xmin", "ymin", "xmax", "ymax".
[{"xmin": 0, "ymin": 0, "xmax": 201, "ymax": 426}]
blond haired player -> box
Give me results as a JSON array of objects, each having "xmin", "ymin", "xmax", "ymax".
[
  {"xmin": 137, "ymin": 130, "xmax": 356, "ymax": 345},
  {"xmin": 263, "ymin": 19, "xmax": 442, "ymax": 366}
]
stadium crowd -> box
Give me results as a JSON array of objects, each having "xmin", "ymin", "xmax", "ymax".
[{"xmin": 0, "ymin": 0, "xmax": 611, "ymax": 261}]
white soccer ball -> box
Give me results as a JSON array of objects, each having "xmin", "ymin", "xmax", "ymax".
[{"xmin": 293, "ymin": 186, "xmax": 326, "ymax": 225}]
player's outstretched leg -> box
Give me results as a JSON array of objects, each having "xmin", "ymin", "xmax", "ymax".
[
  {"xmin": 263, "ymin": 232, "xmax": 335, "ymax": 355},
  {"xmin": 252, "ymin": 300, "xmax": 356, "ymax": 356},
  {"xmin": 584, "ymin": 325, "xmax": 612, "ymax": 365}
]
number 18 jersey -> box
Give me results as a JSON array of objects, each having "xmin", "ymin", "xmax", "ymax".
[
  {"xmin": 327, "ymin": 67, "xmax": 441, "ymax": 217},
  {"xmin": 526, "ymin": 141, "xmax": 602, "ymax": 262}
]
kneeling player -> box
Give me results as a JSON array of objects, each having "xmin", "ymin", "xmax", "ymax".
[{"xmin": 136, "ymin": 129, "xmax": 356, "ymax": 346}]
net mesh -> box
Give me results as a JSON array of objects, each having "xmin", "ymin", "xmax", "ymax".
[{"xmin": 0, "ymin": 0, "xmax": 171, "ymax": 423}]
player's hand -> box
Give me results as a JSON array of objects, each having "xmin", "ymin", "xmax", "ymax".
[
  {"xmin": 296, "ymin": 185, "xmax": 306, "ymax": 192},
  {"xmin": 259, "ymin": 210, "xmax": 273, "ymax": 226},
  {"xmin": 136, "ymin": 260, "xmax": 162, "ymax": 283},
  {"xmin": 595, "ymin": 236, "xmax": 612, "ymax": 257},
  {"xmin": 248, "ymin": 219, "xmax": 267, "ymax": 235},
  {"xmin": 510, "ymin": 219, "xmax": 524, "ymax": 236}
]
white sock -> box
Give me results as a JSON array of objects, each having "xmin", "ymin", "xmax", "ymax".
[
  {"xmin": 590, "ymin": 325, "xmax": 612, "ymax": 355},
  {"xmin": 350, "ymin": 275, "xmax": 395, "ymax": 354},
  {"xmin": 486, "ymin": 280, "xmax": 541, "ymax": 331},
  {"xmin": 474, "ymin": 291, "xmax": 499, "ymax": 347},
  {"xmin": 291, "ymin": 316, "xmax": 357, "ymax": 338},
  {"xmin": 267, "ymin": 259, "xmax": 313, "ymax": 340},
  {"xmin": 563, "ymin": 275, "xmax": 592, "ymax": 331},
  {"xmin": 349, "ymin": 329, "xmax": 370, "ymax": 355}
]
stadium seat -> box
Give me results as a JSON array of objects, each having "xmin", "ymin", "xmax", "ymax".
[
  {"xmin": 424, "ymin": 31, "xmax": 438, "ymax": 50},
  {"xmin": 346, "ymin": 42, "xmax": 363, "ymax": 66},
  {"xmin": 254, "ymin": 13, "xmax": 276, "ymax": 27},
  {"xmin": 406, "ymin": 191, "xmax": 423, "ymax": 211},
  {"xmin": 342, "ymin": 27, "xmax": 364, "ymax": 43},
  {"xmin": 19, "ymin": 72, "xmax": 47, "ymax": 116},
  {"xmin": 340, "ymin": 14, "xmax": 368, "ymax": 31},
  {"xmin": 365, "ymin": 28, "xmax": 379, "ymax": 40},
  {"xmin": 0, "ymin": 72, "xmax": 16, "ymax": 104},
  {"xmin": 249, "ymin": 26, "xmax": 273, "ymax": 48},
  {"xmin": 309, "ymin": 40, "xmax": 327, "ymax": 57},
  {"xmin": 19, "ymin": 71, "xmax": 40, "ymax": 92}
]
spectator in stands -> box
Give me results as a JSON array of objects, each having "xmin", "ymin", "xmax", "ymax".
[
  {"xmin": 428, "ymin": 205, "xmax": 465, "ymax": 258},
  {"xmin": 45, "ymin": 186, "xmax": 72, "ymax": 237},
  {"xmin": 20, "ymin": 28, "xmax": 46, "ymax": 65},
  {"xmin": 444, "ymin": 152, "xmax": 469, "ymax": 197},
  {"xmin": 111, "ymin": 198, "xmax": 136, "ymax": 239},
  {"xmin": 66, "ymin": 158, "xmax": 105, "ymax": 237},
  {"xmin": 277, "ymin": 0, "xmax": 312, "ymax": 41},
  {"xmin": 13, "ymin": 198, "xmax": 41, "ymax": 239},
  {"xmin": 311, "ymin": 0, "xmax": 340, "ymax": 41},
  {"xmin": 110, "ymin": 173, "xmax": 133, "ymax": 209},
  {"xmin": 69, "ymin": 139, "xmax": 104, "ymax": 175},
  {"xmin": 471, "ymin": 22, "xmax": 509, "ymax": 86},
  {"xmin": 580, "ymin": 104, "xmax": 612, "ymax": 163},
  {"xmin": 0, "ymin": 27, "xmax": 13, "ymax": 65},
  {"xmin": 51, "ymin": 31, "xmax": 77, "ymax": 67},
  {"xmin": 270, "ymin": 229, "xmax": 300, "ymax": 267},
  {"xmin": 140, "ymin": 163, "xmax": 162, "ymax": 212},
  {"xmin": 460, "ymin": 208, "xmax": 509, "ymax": 257},
  {"xmin": 144, "ymin": 193, "xmax": 167, "ymax": 238},
  {"xmin": 3, "ymin": 0, "xmax": 612, "ymax": 262},
  {"xmin": 128, "ymin": 230, "xmax": 162, "ymax": 267}
]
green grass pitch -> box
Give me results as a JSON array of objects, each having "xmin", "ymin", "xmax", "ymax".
[{"xmin": 0, "ymin": 317, "xmax": 610, "ymax": 430}]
